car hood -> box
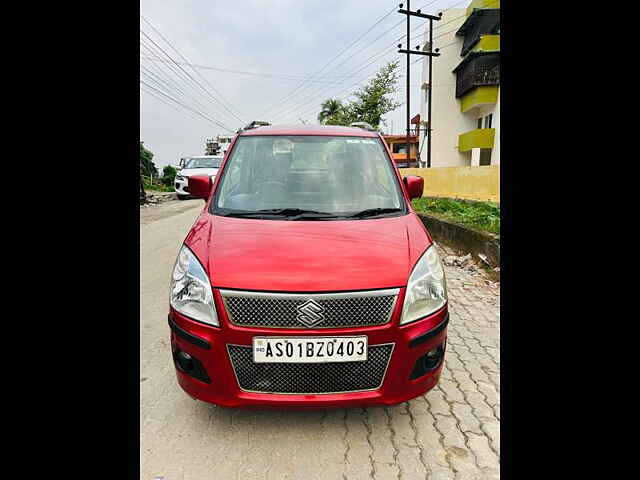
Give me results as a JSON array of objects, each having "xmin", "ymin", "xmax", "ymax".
[
  {"xmin": 185, "ymin": 212, "xmax": 432, "ymax": 292},
  {"xmin": 179, "ymin": 168, "xmax": 219, "ymax": 177}
]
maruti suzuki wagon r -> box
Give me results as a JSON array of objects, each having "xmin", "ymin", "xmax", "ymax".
[{"xmin": 168, "ymin": 124, "xmax": 448, "ymax": 408}]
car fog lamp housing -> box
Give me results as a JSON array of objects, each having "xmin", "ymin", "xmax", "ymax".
[
  {"xmin": 400, "ymin": 245, "xmax": 447, "ymax": 325},
  {"xmin": 169, "ymin": 245, "xmax": 218, "ymax": 326}
]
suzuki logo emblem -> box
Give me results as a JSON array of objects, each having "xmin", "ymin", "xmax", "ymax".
[{"xmin": 297, "ymin": 300, "xmax": 325, "ymax": 327}]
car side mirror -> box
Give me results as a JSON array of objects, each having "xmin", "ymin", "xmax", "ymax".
[
  {"xmin": 403, "ymin": 176, "xmax": 424, "ymax": 200},
  {"xmin": 188, "ymin": 175, "xmax": 213, "ymax": 201}
]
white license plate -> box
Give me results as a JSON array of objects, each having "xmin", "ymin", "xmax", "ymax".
[{"xmin": 253, "ymin": 336, "xmax": 368, "ymax": 363}]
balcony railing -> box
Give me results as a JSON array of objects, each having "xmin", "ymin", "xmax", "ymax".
[
  {"xmin": 458, "ymin": 9, "xmax": 500, "ymax": 56},
  {"xmin": 455, "ymin": 53, "xmax": 500, "ymax": 98}
]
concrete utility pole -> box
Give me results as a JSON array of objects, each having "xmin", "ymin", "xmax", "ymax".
[{"xmin": 398, "ymin": 3, "xmax": 441, "ymax": 168}]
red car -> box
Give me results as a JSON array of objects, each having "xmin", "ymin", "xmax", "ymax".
[{"xmin": 168, "ymin": 125, "xmax": 448, "ymax": 408}]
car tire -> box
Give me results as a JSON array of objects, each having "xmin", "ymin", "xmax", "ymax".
[{"xmin": 177, "ymin": 194, "xmax": 189, "ymax": 200}]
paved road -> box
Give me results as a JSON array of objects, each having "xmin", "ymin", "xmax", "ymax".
[{"xmin": 140, "ymin": 201, "xmax": 500, "ymax": 480}]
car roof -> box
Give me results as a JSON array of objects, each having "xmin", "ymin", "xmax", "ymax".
[{"xmin": 239, "ymin": 124, "xmax": 379, "ymax": 138}]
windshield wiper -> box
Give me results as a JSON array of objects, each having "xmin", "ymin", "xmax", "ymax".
[
  {"xmin": 220, "ymin": 208, "xmax": 342, "ymax": 220},
  {"xmin": 346, "ymin": 207, "xmax": 404, "ymax": 219}
]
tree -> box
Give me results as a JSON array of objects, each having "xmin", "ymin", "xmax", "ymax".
[
  {"xmin": 140, "ymin": 142, "xmax": 159, "ymax": 204},
  {"xmin": 318, "ymin": 99, "xmax": 345, "ymax": 124},
  {"xmin": 140, "ymin": 142, "xmax": 159, "ymax": 179},
  {"xmin": 161, "ymin": 164, "xmax": 178, "ymax": 187},
  {"xmin": 317, "ymin": 61, "xmax": 402, "ymax": 129},
  {"xmin": 349, "ymin": 61, "xmax": 402, "ymax": 129}
]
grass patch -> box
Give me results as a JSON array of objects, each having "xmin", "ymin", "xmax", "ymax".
[
  {"xmin": 412, "ymin": 197, "xmax": 500, "ymax": 235},
  {"xmin": 142, "ymin": 179, "xmax": 173, "ymax": 193}
]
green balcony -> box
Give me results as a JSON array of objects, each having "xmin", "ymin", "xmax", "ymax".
[
  {"xmin": 467, "ymin": 0, "xmax": 500, "ymax": 17},
  {"xmin": 460, "ymin": 85, "xmax": 499, "ymax": 113},
  {"xmin": 458, "ymin": 128, "xmax": 495, "ymax": 152},
  {"xmin": 471, "ymin": 34, "xmax": 500, "ymax": 53}
]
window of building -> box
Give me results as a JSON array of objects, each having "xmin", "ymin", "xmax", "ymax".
[
  {"xmin": 392, "ymin": 143, "xmax": 407, "ymax": 154},
  {"xmin": 477, "ymin": 118, "xmax": 483, "ymax": 129},
  {"xmin": 480, "ymin": 148, "xmax": 492, "ymax": 166},
  {"xmin": 484, "ymin": 114, "xmax": 493, "ymax": 129}
]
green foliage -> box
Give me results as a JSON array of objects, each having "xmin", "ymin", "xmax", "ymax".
[
  {"xmin": 317, "ymin": 62, "xmax": 402, "ymax": 129},
  {"xmin": 318, "ymin": 99, "xmax": 348, "ymax": 125},
  {"xmin": 140, "ymin": 142, "xmax": 159, "ymax": 178},
  {"xmin": 349, "ymin": 61, "xmax": 402, "ymax": 128},
  {"xmin": 142, "ymin": 176, "xmax": 173, "ymax": 192},
  {"xmin": 412, "ymin": 197, "xmax": 500, "ymax": 235},
  {"xmin": 161, "ymin": 164, "xmax": 178, "ymax": 187}
]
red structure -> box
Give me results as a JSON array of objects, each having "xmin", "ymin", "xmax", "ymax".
[{"xmin": 383, "ymin": 134, "xmax": 419, "ymax": 168}]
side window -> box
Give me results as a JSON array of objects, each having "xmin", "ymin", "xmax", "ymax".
[
  {"xmin": 484, "ymin": 114, "xmax": 493, "ymax": 129},
  {"xmin": 477, "ymin": 117, "xmax": 483, "ymax": 129}
]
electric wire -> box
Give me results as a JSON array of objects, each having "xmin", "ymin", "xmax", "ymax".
[{"xmin": 141, "ymin": 15, "xmax": 245, "ymax": 124}]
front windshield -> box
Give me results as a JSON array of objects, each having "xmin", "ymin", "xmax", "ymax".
[
  {"xmin": 211, "ymin": 135, "xmax": 405, "ymax": 220},
  {"xmin": 185, "ymin": 157, "xmax": 222, "ymax": 169}
]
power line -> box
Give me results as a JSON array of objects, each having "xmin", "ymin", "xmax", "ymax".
[
  {"xmin": 257, "ymin": 8, "xmax": 413, "ymax": 120},
  {"xmin": 271, "ymin": 45, "xmax": 399, "ymax": 122},
  {"xmin": 139, "ymin": 37, "xmax": 237, "ymax": 131},
  {"xmin": 277, "ymin": 41, "xmax": 428, "ymax": 123},
  {"xmin": 139, "ymin": 31, "xmax": 242, "ymax": 128},
  {"xmin": 287, "ymin": 50, "xmax": 406, "ymax": 122},
  {"xmin": 262, "ymin": 22, "xmax": 406, "ymax": 120},
  {"xmin": 140, "ymin": 32, "xmax": 237, "ymax": 129},
  {"xmin": 285, "ymin": 43, "xmax": 431, "ymax": 124},
  {"xmin": 280, "ymin": 1, "xmax": 476, "ymax": 124},
  {"xmin": 265, "ymin": 2, "xmax": 446, "ymax": 121},
  {"xmin": 141, "ymin": 86, "xmax": 203, "ymax": 124},
  {"xmin": 141, "ymin": 81, "xmax": 235, "ymax": 133},
  {"xmin": 269, "ymin": 39, "xmax": 404, "ymax": 122},
  {"xmin": 141, "ymin": 15, "xmax": 245, "ymax": 124},
  {"xmin": 140, "ymin": 65, "xmax": 228, "ymax": 124},
  {"xmin": 255, "ymin": 6, "xmax": 399, "ymax": 120},
  {"xmin": 140, "ymin": 55, "xmax": 367, "ymax": 85}
]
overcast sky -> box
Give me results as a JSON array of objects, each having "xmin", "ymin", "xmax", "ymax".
[{"xmin": 140, "ymin": 0, "xmax": 465, "ymax": 170}]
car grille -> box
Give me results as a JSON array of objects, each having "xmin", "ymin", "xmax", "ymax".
[
  {"xmin": 220, "ymin": 289, "xmax": 399, "ymax": 329},
  {"xmin": 227, "ymin": 344, "xmax": 394, "ymax": 394}
]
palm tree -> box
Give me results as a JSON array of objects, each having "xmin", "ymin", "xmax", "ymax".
[{"xmin": 317, "ymin": 99, "xmax": 343, "ymax": 124}]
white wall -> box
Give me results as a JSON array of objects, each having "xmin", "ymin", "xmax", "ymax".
[
  {"xmin": 420, "ymin": 8, "xmax": 476, "ymax": 167},
  {"xmin": 490, "ymin": 87, "xmax": 500, "ymax": 165}
]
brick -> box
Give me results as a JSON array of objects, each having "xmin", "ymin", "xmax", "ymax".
[
  {"xmin": 451, "ymin": 403, "xmax": 482, "ymax": 435},
  {"xmin": 466, "ymin": 432, "xmax": 500, "ymax": 470},
  {"xmin": 439, "ymin": 379, "xmax": 465, "ymax": 404}
]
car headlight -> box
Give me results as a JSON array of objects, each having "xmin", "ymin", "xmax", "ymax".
[
  {"xmin": 175, "ymin": 175, "xmax": 184, "ymax": 181},
  {"xmin": 169, "ymin": 245, "xmax": 218, "ymax": 326},
  {"xmin": 400, "ymin": 245, "xmax": 447, "ymax": 325}
]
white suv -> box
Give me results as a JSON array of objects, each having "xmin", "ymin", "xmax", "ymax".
[{"xmin": 175, "ymin": 156, "xmax": 223, "ymax": 200}]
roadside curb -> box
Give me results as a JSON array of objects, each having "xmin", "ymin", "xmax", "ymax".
[
  {"xmin": 140, "ymin": 192, "xmax": 178, "ymax": 208},
  {"xmin": 417, "ymin": 213, "xmax": 500, "ymax": 268}
]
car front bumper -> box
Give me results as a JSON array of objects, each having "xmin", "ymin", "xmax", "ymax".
[
  {"xmin": 168, "ymin": 289, "xmax": 448, "ymax": 409},
  {"xmin": 174, "ymin": 177, "xmax": 189, "ymax": 195}
]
